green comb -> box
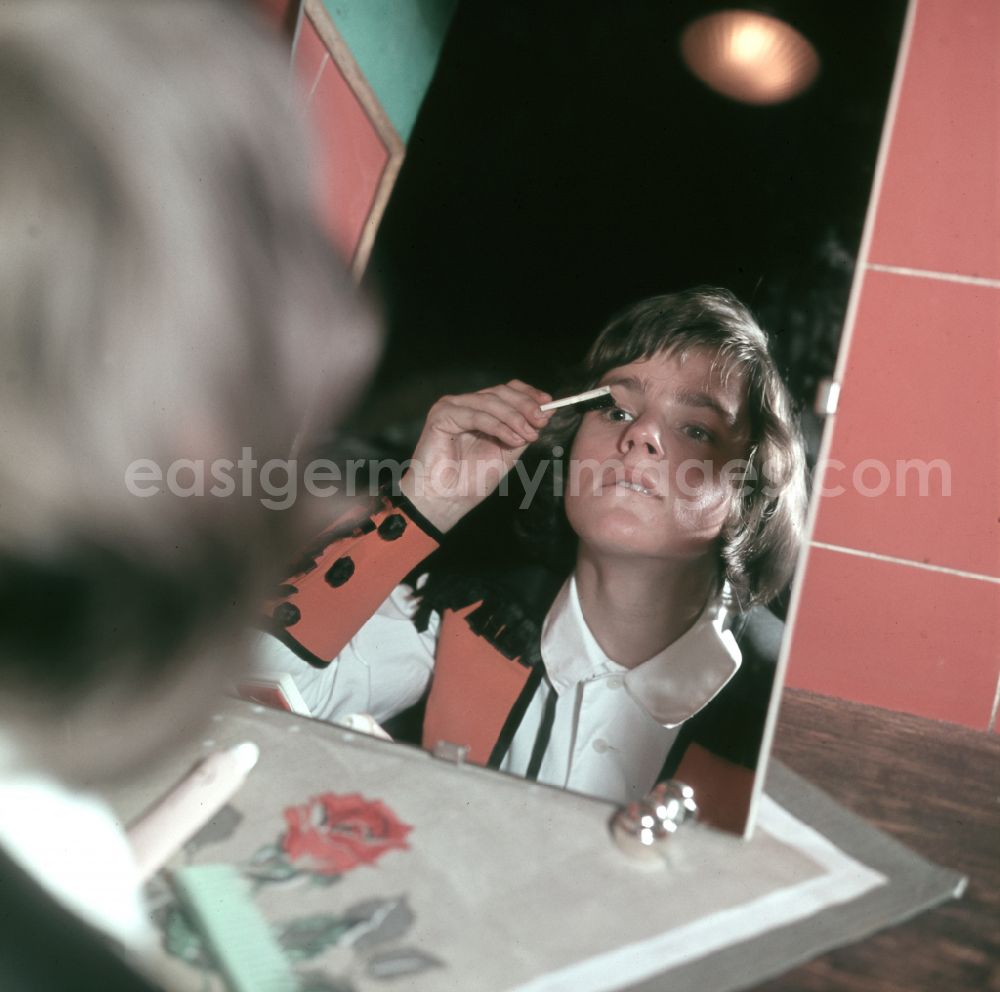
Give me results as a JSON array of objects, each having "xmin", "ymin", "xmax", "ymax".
[{"xmin": 171, "ymin": 864, "xmax": 299, "ymax": 992}]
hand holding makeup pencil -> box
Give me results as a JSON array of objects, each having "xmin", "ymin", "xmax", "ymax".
[{"xmin": 399, "ymin": 379, "xmax": 554, "ymax": 532}]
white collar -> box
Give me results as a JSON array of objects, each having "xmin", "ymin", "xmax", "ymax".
[{"xmin": 540, "ymin": 574, "xmax": 741, "ymax": 728}]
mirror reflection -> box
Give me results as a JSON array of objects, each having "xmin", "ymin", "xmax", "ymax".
[{"xmin": 249, "ymin": 0, "xmax": 908, "ymax": 835}]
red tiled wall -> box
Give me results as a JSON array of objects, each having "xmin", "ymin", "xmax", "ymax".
[
  {"xmin": 868, "ymin": 0, "xmax": 1000, "ymax": 281},
  {"xmin": 785, "ymin": 0, "xmax": 1000, "ymax": 731},
  {"xmin": 293, "ymin": 15, "xmax": 389, "ymax": 263}
]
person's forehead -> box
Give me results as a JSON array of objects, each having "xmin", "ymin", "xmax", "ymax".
[{"xmin": 599, "ymin": 350, "xmax": 748, "ymax": 415}]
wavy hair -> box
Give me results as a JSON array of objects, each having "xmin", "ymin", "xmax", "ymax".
[{"xmin": 518, "ymin": 287, "xmax": 808, "ymax": 609}]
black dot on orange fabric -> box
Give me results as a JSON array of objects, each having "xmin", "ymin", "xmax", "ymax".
[
  {"xmin": 377, "ymin": 513, "xmax": 407, "ymax": 541},
  {"xmin": 325, "ymin": 556, "xmax": 355, "ymax": 587},
  {"xmin": 273, "ymin": 601, "xmax": 301, "ymax": 627}
]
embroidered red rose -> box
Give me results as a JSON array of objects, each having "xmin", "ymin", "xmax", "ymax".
[{"xmin": 281, "ymin": 792, "xmax": 412, "ymax": 876}]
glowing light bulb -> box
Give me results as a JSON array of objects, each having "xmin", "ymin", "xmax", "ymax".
[
  {"xmin": 730, "ymin": 23, "xmax": 769, "ymax": 63},
  {"xmin": 681, "ymin": 10, "xmax": 820, "ymax": 105}
]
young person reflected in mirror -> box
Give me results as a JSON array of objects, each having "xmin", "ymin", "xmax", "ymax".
[{"xmin": 256, "ymin": 289, "xmax": 807, "ymax": 829}]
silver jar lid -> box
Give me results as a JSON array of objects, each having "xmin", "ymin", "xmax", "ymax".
[{"xmin": 611, "ymin": 781, "xmax": 698, "ymax": 864}]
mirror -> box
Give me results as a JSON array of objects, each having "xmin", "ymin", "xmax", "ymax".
[{"xmin": 260, "ymin": 0, "xmax": 910, "ymax": 836}]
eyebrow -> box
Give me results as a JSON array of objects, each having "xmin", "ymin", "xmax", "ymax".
[
  {"xmin": 602, "ymin": 375, "xmax": 740, "ymax": 428},
  {"xmin": 602, "ymin": 374, "xmax": 646, "ymax": 395},
  {"xmin": 674, "ymin": 390, "xmax": 740, "ymax": 428}
]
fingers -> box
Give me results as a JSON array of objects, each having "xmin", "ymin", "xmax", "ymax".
[
  {"xmin": 432, "ymin": 380, "xmax": 554, "ymax": 446},
  {"xmin": 480, "ymin": 381, "xmax": 553, "ymax": 432},
  {"xmin": 434, "ymin": 399, "xmax": 534, "ymax": 447},
  {"xmin": 502, "ymin": 379, "xmax": 552, "ymax": 407}
]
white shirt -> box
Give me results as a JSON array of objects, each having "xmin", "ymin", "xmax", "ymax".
[
  {"xmin": 0, "ymin": 737, "xmax": 153, "ymax": 952},
  {"xmin": 252, "ymin": 574, "xmax": 741, "ymax": 805}
]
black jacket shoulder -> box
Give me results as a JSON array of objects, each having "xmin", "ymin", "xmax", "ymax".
[
  {"xmin": 662, "ymin": 604, "xmax": 784, "ymax": 775},
  {"xmin": 411, "ymin": 562, "xmax": 784, "ymax": 773}
]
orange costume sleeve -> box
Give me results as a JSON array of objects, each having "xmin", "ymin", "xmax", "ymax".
[
  {"xmin": 264, "ymin": 490, "xmax": 442, "ymax": 666},
  {"xmin": 262, "ymin": 488, "xmax": 538, "ymax": 767}
]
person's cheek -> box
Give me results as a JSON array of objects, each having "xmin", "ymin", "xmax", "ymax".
[
  {"xmin": 567, "ymin": 434, "xmax": 603, "ymax": 499},
  {"xmin": 672, "ymin": 456, "xmax": 714, "ymax": 500}
]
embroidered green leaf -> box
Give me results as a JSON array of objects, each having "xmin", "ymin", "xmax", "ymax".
[
  {"xmin": 345, "ymin": 897, "xmax": 415, "ymax": 950},
  {"xmin": 184, "ymin": 804, "xmax": 243, "ymax": 854},
  {"xmin": 308, "ymin": 870, "xmax": 344, "ymax": 888},
  {"xmin": 161, "ymin": 906, "xmax": 214, "ymax": 969},
  {"xmin": 278, "ymin": 914, "xmax": 355, "ymax": 960},
  {"xmin": 298, "ymin": 972, "xmax": 357, "ymax": 992},
  {"xmin": 366, "ymin": 947, "xmax": 444, "ymax": 980},
  {"xmin": 243, "ymin": 843, "xmax": 300, "ymax": 882}
]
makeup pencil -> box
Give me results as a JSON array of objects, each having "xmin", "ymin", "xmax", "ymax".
[{"xmin": 539, "ymin": 385, "xmax": 615, "ymax": 413}]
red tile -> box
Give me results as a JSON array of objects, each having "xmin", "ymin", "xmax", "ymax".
[
  {"xmin": 812, "ymin": 270, "xmax": 1000, "ymax": 578},
  {"xmin": 293, "ymin": 15, "xmax": 329, "ymax": 99},
  {"xmin": 786, "ymin": 546, "xmax": 1000, "ymax": 729},
  {"xmin": 869, "ymin": 0, "xmax": 1000, "ymax": 279},
  {"xmin": 308, "ymin": 58, "xmax": 389, "ymax": 262}
]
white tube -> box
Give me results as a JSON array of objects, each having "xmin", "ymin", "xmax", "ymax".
[
  {"xmin": 539, "ymin": 385, "xmax": 612, "ymax": 411},
  {"xmin": 127, "ymin": 741, "xmax": 259, "ymax": 881}
]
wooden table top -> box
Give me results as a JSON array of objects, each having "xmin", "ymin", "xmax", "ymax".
[{"xmin": 758, "ymin": 689, "xmax": 1000, "ymax": 992}]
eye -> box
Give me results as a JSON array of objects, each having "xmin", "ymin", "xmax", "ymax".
[
  {"xmin": 603, "ymin": 404, "xmax": 635, "ymax": 424},
  {"xmin": 682, "ymin": 424, "xmax": 715, "ymax": 444}
]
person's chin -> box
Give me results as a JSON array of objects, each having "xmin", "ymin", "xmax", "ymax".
[{"xmin": 573, "ymin": 507, "xmax": 666, "ymax": 556}]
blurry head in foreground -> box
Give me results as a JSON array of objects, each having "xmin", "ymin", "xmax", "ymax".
[{"xmin": 0, "ymin": 0, "xmax": 379, "ymax": 782}]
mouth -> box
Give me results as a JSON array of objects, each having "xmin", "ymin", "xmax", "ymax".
[
  {"xmin": 614, "ymin": 479, "xmax": 660, "ymax": 499},
  {"xmin": 592, "ymin": 465, "xmax": 664, "ymax": 499}
]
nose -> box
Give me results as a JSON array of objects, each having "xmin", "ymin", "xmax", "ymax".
[{"xmin": 618, "ymin": 414, "xmax": 664, "ymax": 459}]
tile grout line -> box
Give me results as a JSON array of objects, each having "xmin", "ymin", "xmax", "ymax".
[
  {"xmin": 307, "ymin": 52, "xmax": 328, "ymax": 102},
  {"xmin": 989, "ymin": 673, "xmax": 1000, "ymax": 734},
  {"xmin": 867, "ymin": 263, "xmax": 1000, "ymax": 289},
  {"xmin": 811, "ymin": 541, "xmax": 1000, "ymax": 584}
]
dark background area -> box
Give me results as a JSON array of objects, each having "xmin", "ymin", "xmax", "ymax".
[
  {"xmin": 335, "ymin": 0, "xmax": 909, "ymax": 589},
  {"xmin": 356, "ymin": 0, "xmax": 907, "ymax": 441}
]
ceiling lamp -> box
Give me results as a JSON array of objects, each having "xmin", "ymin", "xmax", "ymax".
[{"xmin": 680, "ymin": 10, "xmax": 820, "ymax": 105}]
